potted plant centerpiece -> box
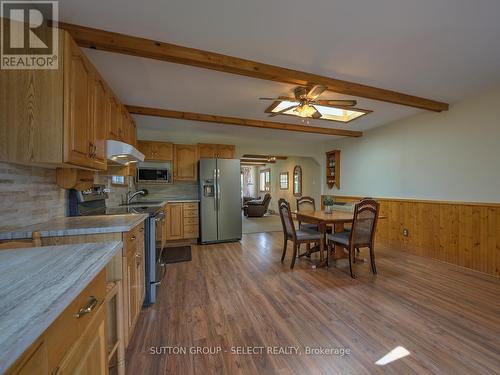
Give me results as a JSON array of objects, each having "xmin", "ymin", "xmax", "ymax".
[{"xmin": 323, "ymin": 196, "xmax": 334, "ymax": 214}]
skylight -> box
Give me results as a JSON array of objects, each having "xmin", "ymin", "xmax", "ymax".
[{"xmin": 268, "ymin": 100, "xmax": 370, "ymax": 123}]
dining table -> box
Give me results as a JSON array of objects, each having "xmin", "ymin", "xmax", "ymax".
[{"xmin": 294, "ymin": 209, "xmax": 386, "ymax": 269}]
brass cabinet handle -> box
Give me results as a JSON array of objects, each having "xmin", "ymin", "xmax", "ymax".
[
  {"xmin": 130, "ymin": 235, "xmax": 136, "ymax": 241},
  {"xmin": 75, "ymin": 296, "xmax": 98, "ymax": 318},
  {"xmin": 135, "ymin": 252, "xmax": 141, "ymax": 258},
  {"xmin": 139, "ymin": 228, "xmax": 144, "ymax": 232}
]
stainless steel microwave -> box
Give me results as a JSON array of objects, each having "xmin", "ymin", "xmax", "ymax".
[{"xmin": 137, "ymin": 162, "xmax": 172, "ymax": 183}]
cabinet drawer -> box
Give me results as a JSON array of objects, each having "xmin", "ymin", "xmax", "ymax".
[
  {"xmin": 183, "ymin": 217, "xmax": 199, "ymax": 225},
  {"xmin": 182, "ymin": 202, "xmax": 198, "ymax": 210},
  {"xmin": 183, "ymin": 208, "xmax": 199, "ymax": 218},
  {"xmin": 183, "ymin": 225, "xmax": 199, "ymax": 239},
  {"xmin": 45, "ymin": 269, "xmax": 106, "ymax": 371}
]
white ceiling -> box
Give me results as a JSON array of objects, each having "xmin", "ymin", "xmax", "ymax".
[{"xmin": 60, "ymin": 0, "xmax": 500, "ymax": 141}]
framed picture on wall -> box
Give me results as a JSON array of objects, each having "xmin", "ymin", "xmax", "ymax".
[{"xmin": 279, "ymin": 172, "xmax": 289, "ymax": 190}]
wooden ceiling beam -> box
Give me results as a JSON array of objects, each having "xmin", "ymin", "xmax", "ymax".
[
  {"xmin": 58, "ymin": 22, "xmax": 449, "ymax": 112},
  {"xmin": 126, "ymin": 105, "xmax": 363, "ymax": 137}
]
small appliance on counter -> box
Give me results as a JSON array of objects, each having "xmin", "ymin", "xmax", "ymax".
[
  {"xmin": 67, "ymin": 185, "xmax": 166, "ymax": 305},
  {"xmin": 199, "ymin": 158, "xmax": 242, "ymax": 244}
]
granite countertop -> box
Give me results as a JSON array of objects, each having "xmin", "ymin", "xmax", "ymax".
[
  {"xmin": 0, "ymin": 214, "xmax": 148, "ymax": 241},
  {"xmin": 0, "ymin": 241, "xmax": 122, "ymax": 373}
]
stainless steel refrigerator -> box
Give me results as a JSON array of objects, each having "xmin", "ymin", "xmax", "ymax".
[{"xmin": 199, "ymin": 158, "xmax": 242, "ymax": 244}]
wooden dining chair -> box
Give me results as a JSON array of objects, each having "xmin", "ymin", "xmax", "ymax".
[
  {"xmin": 296, "ymin": 196, "xmax": 318, "ymax": 231},
  {"xmin": 326, "ymin": 200, "xmax": 380, "ymax": 278},
  {"xmin": 278, "ymin": 198, "xmax": 323, "ymax": 269},
  {"xmin": 0, "ymin": 231, "xmax": 42, "ymax": 250}
]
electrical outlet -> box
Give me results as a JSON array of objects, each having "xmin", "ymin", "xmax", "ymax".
[{"xmin": 403, "ymin": 228, "xmax": 409, "ymax": 237}]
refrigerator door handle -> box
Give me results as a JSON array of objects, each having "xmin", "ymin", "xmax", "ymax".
[
  {"xmin": 213, "ymin": 169, "xmax": 218, "ymax": 211},
  {"xmin": 216, "ymin": 168, "xmax": 221, "ymax": 211}
]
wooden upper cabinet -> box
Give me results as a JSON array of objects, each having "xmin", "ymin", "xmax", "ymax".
[
  {"xmin": 137, "ymin": 141, "xmax": 173, "ymax": 161},
  {"xmin": 108, "ymin": 96, "xmax": 121, "ymax": 141},
  {"xmin": 64, "ymin": 37, "xmax": 94, "ymax": 169},
  {"xmin": 216, "ymin": 144, "xmax": 235, "ymax": 159},
  {"xmin": 0, "ymin": 28, "xmax": 133, "ymax": 171},
  {"xmin": 198, "ymin": 143, "xmax": 217, "ymax": 159},
  {"xmin": 129, "ymin": 119, "xmax": 137, "ymax": 147},
  {"xmin": 91, "ymin": 76, "xmax": 108, "ymax": 170},
  {"xmin": 121, "ymin": 109, "xmax": 130, "ymax": 143},
  {"xmin": 137, "ymin": 141, "xmax": 153, "ymax": 159},
  {"xmin": 197, "ymin": 143, "xmax": 235, "ymax": 159},
  {"xmin": 156, "ymin": 142, "xmax": 173, "ymax": 160},
  {"xmin": 173, "ymin": 144, "xmax": 198, "ymax": 181}
]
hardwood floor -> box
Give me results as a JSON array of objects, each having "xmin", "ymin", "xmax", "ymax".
[{"xmin": 126, "ymin": 232, "xmax": 500, "ymax": 375}]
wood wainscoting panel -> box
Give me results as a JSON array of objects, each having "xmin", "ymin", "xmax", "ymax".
[{"xmin": 322, "ymin": 195, "xmax": 500, "ymax": 277}]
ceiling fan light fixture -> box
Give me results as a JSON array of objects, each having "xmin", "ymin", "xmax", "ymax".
[{"xmin": 294, "ymin": 103, "xmax": 317, "ymax": 118}]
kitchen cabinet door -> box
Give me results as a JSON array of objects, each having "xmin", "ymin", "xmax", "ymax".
[
  {"xmin": 155, "ymin": 142, "xmax": 173, "ymax": 161},
  {"xmin": 137, "ymin": 141, "xmax": 154, "ymax": 160},
  {"xmin": 64, "ymin": 38, "xmax": 94, "ymax": 169},
  {"xmin": 165, "ymin": 203, "xmax": 184, "ymax": 240},
  {"xmin": 91, "ymin": 76, "xmax": 108, "ymax": 170},
  {"xmin": 9, "ymin": 339, "xmax": 48, "ymax": 375},
  {"xmin": 126, "ymin": 250, "xmax": 138, "ymax": 339},
  {"xmin": 198, "ymin": 143, "xmax": 216, "ymax": 159},
  {"xmin": 109, "ymin": 96, "xmax": 122, "ymax": 141},
  {"xmin": 135, "ymin": 242, "xmax": 145, "ymax": 315},
  {"xmin": 216, "ymin": 144, "xmax": 235, "ymax": 159},
  {"xmin": 54, "ymin": 306, "xmax": 107, "ymax": 375},
  {"xmin": 173, "ymin": 144, "xmax": 198, "ymax": 181}
]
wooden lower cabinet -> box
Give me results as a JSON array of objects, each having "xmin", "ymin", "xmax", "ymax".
[
  {"xmin": 165, "ymin": 203, "xmax": 184, "ymax": 240},
  {"xmin": 6, "ymin": 270, "xmax": 108, "ymax": 375},
  {"xmin": 122, "ymin": 223, "xmax": 145, "ymax": 345},
  {"xmin": 165, "ymin": 202, "xmax": 199, "ymax": 241},
  {"xmin": 10, "ymin": 223, "xmax": 147, "ymax": 375},
  {"xmin": 54, "ymin": 306, "xmax": 107, "ymax": 375},
  {"xmin": 8, "ymin": 338, "xmax": 48, "ymax": 375}
]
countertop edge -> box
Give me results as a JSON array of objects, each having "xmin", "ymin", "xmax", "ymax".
[{"xmin": 0, "ymin": 214, "xmax": 148, "ymax": 241}]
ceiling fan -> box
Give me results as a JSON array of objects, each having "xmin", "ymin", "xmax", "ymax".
[{"xmin": 260, "ymin": 85, "xmax": 358, "ymax": 120}]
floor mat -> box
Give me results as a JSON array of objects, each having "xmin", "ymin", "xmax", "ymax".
[{"xmin": 162, "ymin": 246, "xmax": 192, "ymax": 264}]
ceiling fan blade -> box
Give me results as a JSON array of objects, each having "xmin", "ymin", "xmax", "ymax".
[
  {"xmin": 311, "ymin": 106, "xmax": 322, "ymax": 119},
  {"xmin": 306, "ymin": 85, "xmax": 327, "ymax": 100},
  {"xmin": 314, "ymin": 99, "xmax": 357, "ymax": 107},
  {"xmin": 268, "ymin": 105, "xmax": 297, "ymax": 117},
  {"xmin": 259, "ymin": 97, "xmax": 279, "ymax": 101}
]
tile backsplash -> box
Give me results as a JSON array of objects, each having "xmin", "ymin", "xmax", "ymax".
[
  {"xmin": 0, "ymin": 162, "xmax": 198, "ymax": 231},
  {"xmin": 0, "ymin": 162, "xmax": 67, "ymax": 230},
  {"xmin": 138, "ymin": 181, "xmax": 199, "ymax": 200}
]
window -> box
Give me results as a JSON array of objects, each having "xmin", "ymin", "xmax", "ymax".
[
  {"xmin": 111, "ymin": 175, "xmax": 126, "ymax": 185},
  {"xmin": 279, "ymin": 172, "xmax": 289, "ymax": 190},
  {"xmin": 260, "ymin": 168, "xmax": 271, "ymax": 192}
]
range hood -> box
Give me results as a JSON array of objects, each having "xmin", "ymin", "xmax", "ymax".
[{"xmin": 106, "ymin": 140, "xmax": 145, "ymax": 165}]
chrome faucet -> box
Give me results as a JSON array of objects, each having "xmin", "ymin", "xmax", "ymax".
[{"xmin": 127, "ymin": 189, "xmax": 147, "ymax": 204}]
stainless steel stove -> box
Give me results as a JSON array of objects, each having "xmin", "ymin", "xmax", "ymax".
[{"xmin": 68, "ymin": 186, "xmax": 166, "ymax": 305}]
